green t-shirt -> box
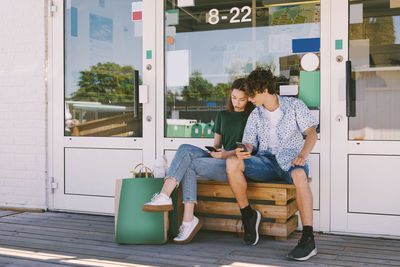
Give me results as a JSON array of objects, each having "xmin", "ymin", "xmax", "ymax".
[{"xmin": 213, "ymin": 110, "xmax": 249, "ymax": 150}]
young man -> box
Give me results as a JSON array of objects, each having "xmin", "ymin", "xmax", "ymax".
[{"xmin": 226, "ymin": 68, "xmax": 318, "ymax": 261}]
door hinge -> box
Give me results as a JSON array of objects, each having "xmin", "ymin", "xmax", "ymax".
[
  {"xmin": 51, "ymin": 177, "xmax": 58, "ymax": 190},
  {"xmin": 48, "ymin": 0, "xmax": 57, "ymax": 17}
]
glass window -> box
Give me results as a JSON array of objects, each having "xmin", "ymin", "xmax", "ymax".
[
  {"xmin": 164, "ymin": 0, "xmax": 321, "ymax": 138},
  {"xmin": 64, "ymin": 0, "xmax": 143, "ymax": 137},
  {"xmin": 349, "ymin": 0, "xmax": 400, "ymax": 140}
]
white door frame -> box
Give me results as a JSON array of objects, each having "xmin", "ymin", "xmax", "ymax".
[
  {"xmin": 331, "ymin": 0, "xmax": 400, "ymax": 237},
  {"xmin": 318, "ymin": 0, "xmax": 332, "ymax": 233},
  {"xmin": 48, "ymin": 0, "xmax": 157, "ymax": 214}
]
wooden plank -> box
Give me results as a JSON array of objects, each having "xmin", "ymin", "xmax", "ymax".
[
  {"xmin": 74, "ymin": 112, "xmax": 134, "ymax": 131},
  {"xmin": 0, "ymin": 227, "xmax": 115, "ymax": 246},
  {"xmin": 0, "ymin": 255, "xmax": 73, "ymax": 267},
  {"xmin": 0, "ymin": 211, "xmax": 21, "ymax": 217},
  {"xmin": 198, "ymin": 179, "xmax": 298, "ymax": 189},
  {"xmin": 11, "ymin": 212, "xmax": 114, "ymax": 227},
  {"xmin": 0, "ymin": 207, "xmax": 43, "ymax": 213},
  {"xmin": 18, "ymin": 211, "xmax": 114, "ymax": 223},
  {"xmin": 319, "ymin": 247, "xmax": 400, "ymax": 261},
  {"xmin": 200, "ymin": 215, "xmax": 298, "ymax": 238},
  {"xmin": 0, "ymin": 221, "xmax": 115, "ymax": 241},
  {"xmin": 314, "ymin": 234, "xmax": 400, "ymax": 248},
  {"xmin": 0, "ymin": 215, "xmax": 114, "ymax": 230},
  {"xmin": 338, "ymin": 255, "xmax": 400, "ymax": 266},
  {"xmin": 287, "ymin": 188, "xmax": 296, "ymax": 201},
  {"xmin": 286, "ymin": 215, "xmax": 299, "ymax": 237},
  {"xmin": 196, "ymin": 200, "xmax": 297, "ymax": 219},
  {"xmin": 227, "ymin": 253, "xmax": 348, "ymax": 267},
  {"xmin": 82, "ymin": 124, "xmax": 133, "ymax": 137},
  {"xmin": 197, "ymin": 183, "xmax": 291, "ymax": 203},
  {"xmin": 0, "ymin": 217, "xmax": 114, "ymax": 234},
  {"xmin": 0, "ymin": 221, "xmax": 114, "ymax": 238}
]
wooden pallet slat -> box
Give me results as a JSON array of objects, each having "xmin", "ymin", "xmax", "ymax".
[{"xmin": 196, "ymin": 200, "xmax": 297, "ymax": 219}]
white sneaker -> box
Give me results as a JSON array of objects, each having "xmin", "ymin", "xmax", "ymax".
[
  {"xmin": 142, "ymin": 193, "xmax": 173, "ymax": 212},
  {"xmin": 173, "ymin": 216, "xmax": 203, "ymax": 244}
]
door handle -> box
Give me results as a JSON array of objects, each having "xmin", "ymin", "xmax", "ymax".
[{"xmin": 346, "ymin": 60, "xmax": 356, "ymax": 117}]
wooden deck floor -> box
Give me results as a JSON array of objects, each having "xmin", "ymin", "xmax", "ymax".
[{"xmin": 0, "ymin": 211, "xmax": 399, "ymax": 267}]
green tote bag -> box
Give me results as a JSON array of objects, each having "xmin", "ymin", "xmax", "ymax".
[{"xmin": 115, "ymin": 177, "xmax": 178, "ymax": 244}]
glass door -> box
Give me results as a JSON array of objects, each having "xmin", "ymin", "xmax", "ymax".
[
  {"xmin": 156, "ymin": 0, "xmax": 329, "ymax": 231},
  {"xmin": 331, "ymin": 0, "xmax": 400, "ymax": 236},
  {"xmin": 50, "ymin": 0, "xmax": 156, "ymax": 214}
]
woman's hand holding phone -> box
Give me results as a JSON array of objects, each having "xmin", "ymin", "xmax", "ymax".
[
  {"xmin": 210, "ymin": 148, "xmax": 229, "ymax": 159},
  {"xmin": 205, "ymin": 146, "xmax": 217, "ymax": 152}
]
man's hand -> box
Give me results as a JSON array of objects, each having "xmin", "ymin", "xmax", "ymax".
[
  {"xmin": 210, "ymin": 148, "xmax": 229, "ymax": 159},
  {"xmin": 291, "ymin": 155, "xmax": 306, "ymax": 167},
  {"xmin": 235, "ymin": 147, "xmax": 251, "ymax": 159}
]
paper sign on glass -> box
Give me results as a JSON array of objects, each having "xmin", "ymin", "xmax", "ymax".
[
  {"xmin": 166, "ymin": 50, "xmax": 190, "ymax": 87},
  {"xmin": 166, "ymin": 9, "xmax": 179, "ymax": 26},
  {"xmin": 279, "ymin": 85, "xmax": 298, "ymax": 96},
  {"xmin": 134, "ymin": 21, "xmax": 142, "ymax": 37},
  {"xmin": 132, "ymin": 2, "xmax": 143, "ymax": 11},
  {"xmin": 349, "ymin": 39, "xmax": 369, "ymax": 68},
  {"xmin": 178, "ymin": 0, "xmax": 195, "ymax": 7},
  {"xmin": 390, "ymin": 0, "xmax": 400, "ymax": 8},
  {"xmin": 166, "ymin": 26, "xmax": 176, "ymax": 36},
  {"xmin": 350, "ymin": 4, "xmax": 363, "ymax": 24},
  {"xmin": 299, "ymin": 71, "xmax": 320, "ymax": 107},
  {"xmin": 292, "ymin": 38, "xmax": 320, "ymax": 53}
]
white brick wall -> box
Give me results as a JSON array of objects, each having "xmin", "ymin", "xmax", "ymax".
[{"xmin": 0, "ymin": 1, "xmax": 47, "ymax": 209}]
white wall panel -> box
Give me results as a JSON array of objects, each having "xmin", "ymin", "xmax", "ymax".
[
  {"xmin": 349, "ymin": 155, "xmax": 400, "ymax": 215},
  {"xmin": 0, "ymin": 0, "xmax": 46, "ymax": 209},
  {"xmin": 65, "ymin": 148, "xmax": 142, "ymax": 197}
]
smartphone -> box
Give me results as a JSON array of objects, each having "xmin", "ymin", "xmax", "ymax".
[
  {"xmin": 205, "ymin": 146, "xmax": 217, "ymax": 152},
  {"xmin": 236, "ymin": 142, "xmax": 248, "ymax": 152}
]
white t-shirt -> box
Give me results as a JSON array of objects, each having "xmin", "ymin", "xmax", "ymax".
[{"xmin": 263, "ymin": 107, "xmax": 282, "ymax": 155}]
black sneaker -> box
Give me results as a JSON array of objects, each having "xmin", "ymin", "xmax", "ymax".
[
  {"xmin": 242, "ymin": 209, "xmax": 261, "ymax": 246},
  {"xmin": 287, "ymin": 235, "xmax": 318, "ymax": 261}
]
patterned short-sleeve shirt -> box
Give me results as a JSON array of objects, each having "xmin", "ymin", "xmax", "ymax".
[{"xmin": 242, "ymin": 95, "xmax": 318, "ymax": 171}]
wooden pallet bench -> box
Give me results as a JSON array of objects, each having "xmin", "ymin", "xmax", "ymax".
[{"xmin": 190, "ymin": 180, "xmax": 300, "ymax": 241}]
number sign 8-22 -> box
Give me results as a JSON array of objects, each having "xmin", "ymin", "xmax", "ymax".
[{"xmin": 208, "ymin": 6, "xmax": 252, "ymax": 25}]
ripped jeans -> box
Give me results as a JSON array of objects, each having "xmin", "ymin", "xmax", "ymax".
[{"xmin": 166, "ymin": 144, "xmax": 228, "ymax": 203}]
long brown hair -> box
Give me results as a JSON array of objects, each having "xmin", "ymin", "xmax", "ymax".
[{"xmin": 226, "ymin": 78, "xmax": 255, "ymax": 115}]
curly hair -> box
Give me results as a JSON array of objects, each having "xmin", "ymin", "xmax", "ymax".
[
  {"xmin": 226, "ymin": 78, "xmax": 255, "ymax": 115},
  {"xmin": 245, "ymin": 68, "xmax": 277, "ymax": 97}
]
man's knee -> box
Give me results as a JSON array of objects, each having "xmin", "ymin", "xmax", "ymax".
[
  {"xmin": 226, "ymin": 156, "xmax": 244, "ymax": 175},
  {"xmin": 291, "ymin": 168, "xmax": 307, "ymax": 185}
]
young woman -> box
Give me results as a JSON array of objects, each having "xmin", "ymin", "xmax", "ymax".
[{"xmin": 142, "ymin": 78, "xmax": 254, "ymax": 244}]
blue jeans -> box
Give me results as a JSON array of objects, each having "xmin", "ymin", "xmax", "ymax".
[
  {"xmin": 243, "ymin": 154, "xmax": 309, "ymax": 184},
  {"xmin": 166, "ymin": 144, "xmax": 228, "ymax": 203}
]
